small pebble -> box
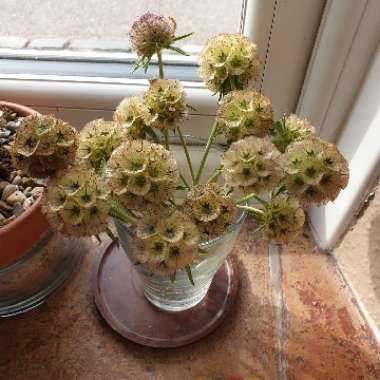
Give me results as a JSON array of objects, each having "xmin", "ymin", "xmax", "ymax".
[
  {"xmin": 6, "ymin": 190, "xmax": 26, "ymax": 205},
  {"xmin": 12, "ymin": 175, "xmax": 22, "ymax": 185},
  {"xmin": 23, "ymin": 197, "xmax": 34, "ymax": 209},
  {"xmin": 0, "ymin": 200, "xmax": 13, "ymax": 213},
  {"xmin": 31, "ymin": 187, "xmax": 44, "ymax": 198},
  {"xmin": 8, "ymin": 172, "xmax": 16, "ymax": 182},
  {"xmin": 13, "ymin": 203, "xmax": 25, "ymax": 216},
  {"xmin": 2, "ymin": 184, "xmax": 17, "ymax": 200},
  {"xmin": 5, "ymin": 121, "xmax": 19, "ymax": 132},
  {"xmin": 0, "ymin": 130, "xmax": 11, "ymax": 138},
  {"xmin": 0, "ymin": 180, "xmax": 9, "ymax": 192},
  {"xmin": 24, "ymin": 186, "xmax": 32, "ymax": 197}
]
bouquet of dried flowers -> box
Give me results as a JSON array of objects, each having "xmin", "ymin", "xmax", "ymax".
[{"xmin": 9, "ymin": 13, "xmax": 349, "ymax": 283}]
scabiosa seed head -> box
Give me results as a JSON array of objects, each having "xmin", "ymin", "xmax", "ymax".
[
  {"xmin": 134, "ymin": 209, "xmax": 200, "ymax": 275},
  {"xmin": 217, "ymin": 90, "xmax": 273, "ymax": 142},
  {"xmin": 283, "ymin": 137, "xmax": 349, "ymax": 205},
  {"xmin": 114, "ymin": 96, "xmax": 153, "ymax": 139},
  {"xmin": 77, "ymin": 119, "xmax": 123, "ymax": 171},
  {"xmin": 258, "ymin": 192, "xmax": 305, "ymax": 244},
  {"xmin": 11, "ymin": 114, "xmax": 78, "ymax": 178},
  {"xmin": 222, "ymin": 136, "xmax": 283, "ymax": 194},
  {"xmin": 271, "ymin": 114, "xmax": 316, "ymax": 153},
  {"xmin": 42, "ymin": 165, "xmax": 110, "ymax": 237},
  {"xmin": 183, "ymin": 183, "xmax": 237, "ymax": 239},
  {"xmin": 144, "ymin": 79, "xmax": 187, "ymax": 130},
  {"xmin": 129, "ymin": 12, "xmax": 176, "ymax": 57},
  {"xmin": 106, "ymin": 139, "xmax": 179, "ymax": 210},
  {"xmin": 199, "ymin": 34, "xmax": 261, "ymax": 96}
]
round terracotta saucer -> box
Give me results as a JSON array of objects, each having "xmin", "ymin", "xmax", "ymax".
[{"xmin": 94, "ymin": 243, "xmax": 239, "ymax": 348}]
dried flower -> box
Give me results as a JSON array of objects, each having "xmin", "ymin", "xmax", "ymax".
[
  {"xmin": 77, "ymin": 119, "xmax": 123, "ymax": 171},
  {"xmin": 222, "ymin": 136, "xmax": 283, "ymax": 194},
  {"xmin": 144, "ymin": 79, "xmax": 187, "ymax": 130},
  {"xmin": 257, "ymin": 192, "xmax": 305, "ymax": 244},
  {"xmin": 114, "ymin": 96, "xmax": 153, "ymax": 139},
  {"xmin": 11, "ymin": 114, "xmax": 78, "ymax": 178},
  {"xmin": 129, "ymin": 12, "xmax": 176, "ymax": 58},
  {"xmin": 42, "ymin": 165, "xmax": 110, "ymax": 237},
  {"xmin": 134, "ymin": 209, "xmax": 200, "ymax": 275},
  {"xmin": 183, "ymin": 183, "xmax": 237, "ymax": 239},
  {"xmin": 271, "ymin": 114, "xmax": 316, "ymax": 153},
  {"xmin": 106, "ymin": 139, "xmax": 179, "ymax": 210},
  {"xmin": 199, "ymin": 34, "xmax": 261, "ymax": 96},
  {"xmin": 217, "ymin": 90, "xmax": 273, "ymax": 142},
  {"xmin": 283, "ymin": 137, "xmax": 349, "ymax": 205}
]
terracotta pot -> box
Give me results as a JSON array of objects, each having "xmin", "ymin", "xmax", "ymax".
[{"xmin": 0, "ymin": 101, "xmax": 50, "ymax": 268}]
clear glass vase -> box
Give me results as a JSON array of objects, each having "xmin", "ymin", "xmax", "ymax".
[{"xmin": 115, "ymin": 136, "xmax": 247, "ymax": 312}]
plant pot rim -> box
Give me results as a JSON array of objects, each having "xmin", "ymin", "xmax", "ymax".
[{"xmin": 0, "ymin": 101, "xmax": 50, "ymax": 268}]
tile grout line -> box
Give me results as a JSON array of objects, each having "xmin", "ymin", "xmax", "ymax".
[
  {"xmin": 331, "ymin": 252, "xmax": 380, "ymax": 347},
  {"xmin": 268, "ymin": 243, "xmax": 288, "ymax": 380}
]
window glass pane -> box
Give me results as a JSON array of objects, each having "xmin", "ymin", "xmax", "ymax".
[{"xmin": 0, "ymin": 0, "xmax": 242, "ymax": 50}]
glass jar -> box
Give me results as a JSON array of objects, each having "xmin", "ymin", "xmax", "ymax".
[{"xmin": 115, "ymin": 136, "xmax": 247, "ymax": 312}]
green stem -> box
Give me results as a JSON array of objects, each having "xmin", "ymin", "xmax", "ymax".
[
  {"xmin": 236, "ymin": 193, "xmax": 268, "ymax": 205},
  {"xmin": 179, "ymin": 173, "xmax": 190, "ymax": 189},
  {"xmin": 163, "ymin": 130, "xmax": 170, "ymax": 150},
  {"xmin": 105, "ymin": 227, "xmax": 120, "ymax": 247},
  {"xmin": 157, "ymin": 49, "xmax": 164, "ymax": 79},
  {"xmin": 143, "ymin": 126, "xmax": 160, "ymax": 143},
  {"xmin": 236, "ymin": 204, "xmax": 264, "ymax": 216},
  {"xmin": 108, "ymin": 198, "xmax": 138, "ymax": 225},
  {"xmin": 207, "ymin": 165, "xmax": 223, "ymax": 184},
  {"xmin": 177, "ymin": 127, "xmax": 195, "ymax": 183},
  {"xmin": 194, "ymin": 121, "xmax": 219, "ymax": 184}
]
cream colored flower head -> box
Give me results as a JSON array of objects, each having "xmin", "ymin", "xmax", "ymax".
[
  {"xmin": 77, "ymin": 119, "xmax": 123, "ymax": 171},
  {"xmin": 129, "ymin": 12, "xmax": 176, "ymax": 58},
  {"xmin": 222, "ymin": 136, "xmax": 283, "ymax": 194},
  {"xmin": 183, "ymin": 183, "xmax": 237, "ymax": 239},
  {"xmin": 134, "ymin": 209, "xmax": 200, "ymax": 276},
  {"xmin": 271, "ymin": 114, "xmax": 316, "ymax": 153},
  {"xmin": 257, "ymin": 192, "xmax": 305, "ymax": 244},
  {"xmin": 283, "ymin": 137, "xmax": 349, "ymax": 205},
  {"xmin": 11, "ymin": 114, "xmax": 78, "ymax": 178},
  {"xmin": 217, "ymin": 90, "xmax": 273, "ymax": 142},
  {"xmin": 144, "ymin": 79, "xmax": 187, "ymax": 130},
  {"xmin": 114, "ymin": 96, "xmax": 153, "ymax": 139},
  {"xmin": 42, "ymin": 165, "xmax": 110, "ymax": 237},
  {"xmin": 106, "ymin": 139, "xmax": 179, "ymax": 210},
  {"xmin": 199, "ymin": 34, "xmax": 261, "ymax": 97}
]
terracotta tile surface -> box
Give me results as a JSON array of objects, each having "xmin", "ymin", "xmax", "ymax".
[
  {"xmin": 0, "ymin": 220, "xmax": 278, "ymax": 380},
  {"xmin": 1, "ymin": 221, "xmax": 379, "ymax": 379},
  {"xmin": 281, "ymin": 230, "xmax": 380, "ymax": 380}
]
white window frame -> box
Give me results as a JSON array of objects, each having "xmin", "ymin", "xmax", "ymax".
[{"xmin": 297, "ymin": 0, "xmax": 380, "ymax": 250}]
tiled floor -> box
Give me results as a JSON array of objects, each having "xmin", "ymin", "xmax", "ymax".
[{"xmin": 0, "ymin": 219, "xmax": 379, "ymax": 380}]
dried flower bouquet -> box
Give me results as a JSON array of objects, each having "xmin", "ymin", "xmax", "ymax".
[{"xmin": 9, "ymin": 13, "xmax": 349, "ymax": 284}]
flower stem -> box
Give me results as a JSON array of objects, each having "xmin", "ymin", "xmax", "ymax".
[
  {"xmin": 108, "ymin": 198, "xmax": 138, "ymax": 225},
  {"xmin": 176, "ymin": 127, "xmax": 195, "ymax": 183},
  {"xmin": 207, "ymin": 165, "xmax": 223, "ymax": 184},
  {"xmin": 143, "ymin": 126, "xmax": 160, "ymax": 143},
  {"xmin": 194, "ymin": 120, "xmax": 219, "ymax": 184},
  {"xmin": 157, "ymin": 49, "xmax": 164, "ymax": 79},
  {"xmin": 179, "ymin": 173, "xmax": 190, "ymax": 189},
  {"xmin": 105, "ymin": 227, "xmax": 120, "ymax": 247},
  {"xmin": 236, "ymin": 193, "xmax": 268, "ymax": 205},
  {"xmin": 236, "ymin": 204, "xmax": 264, "ymax": 216},
  {"xmin": 163, "ymin": 129, "xmax": 170, "ymax": 150}
]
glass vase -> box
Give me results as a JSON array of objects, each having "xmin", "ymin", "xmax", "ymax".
[{"xmin": 115, "ymin": 136, "xmax": 247, "ymax": 312}]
